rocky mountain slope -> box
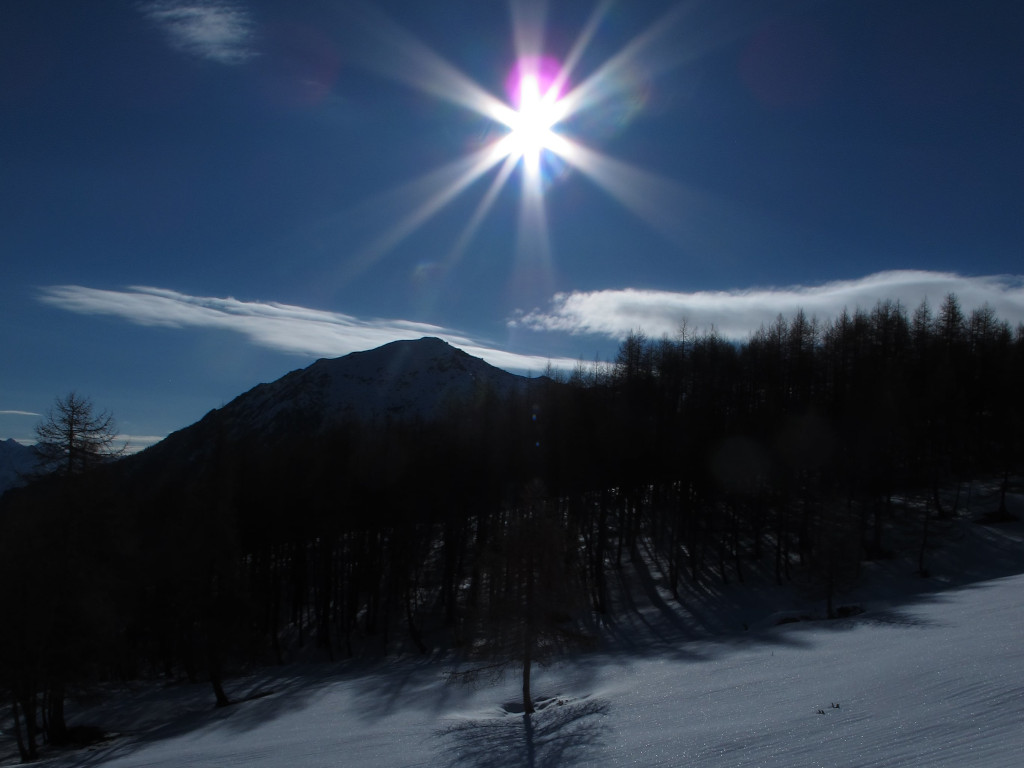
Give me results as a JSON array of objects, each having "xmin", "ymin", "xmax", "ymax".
[
  {"xmin": 124, "ymin": 336, "xmax": 545, "ymax": 478},
  {"xmin": 0, "ymin": 437, "xmax": 35, "ymax": 497},
  {"xmin": 215, "ymin": 336, "xmax": 533, "ymax": 437}
]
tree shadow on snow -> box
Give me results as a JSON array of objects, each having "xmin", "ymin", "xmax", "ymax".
[
  {"xmin": 593, "ymin": 551, "xmax": 815, "ymax": 661},
  {"xmin": 591, "ymin": 503, "xmax": 1024, "ymax": 663},
  {"xmin": 56, "ymin": 670, "xmax": 333, "ymax": 767},
  {"xmin": 436, "ymin": 696, "xmax": 610, "ymax": 768}
]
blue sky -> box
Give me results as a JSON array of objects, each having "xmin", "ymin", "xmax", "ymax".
[{"xmin": 2, "ymin": 0, "xmax": 1022, "ymax": 448}]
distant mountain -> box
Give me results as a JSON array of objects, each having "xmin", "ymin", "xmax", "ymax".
[
  {"xmin": 216, "ymin": 337, "xmax": 533, "ymax": 437},
  {"xmin": 126, "ymin": 337, "xmax": 545, "ymax": 475},
  {"xmin": 0, "ymin": 438, "xmax": 36, "ymax": 497}
]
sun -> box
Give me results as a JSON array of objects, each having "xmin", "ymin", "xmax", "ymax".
[
  {"xmin": 506, "ymin": 75, "xmax": 559, "ymax": 161},
  {"xmin": 348, "ymin": 3, "xmax": 692, "ymax": 274},
  {"xmin": 498, "ymin": 57, "xmax": 568, "ymax": 171}
]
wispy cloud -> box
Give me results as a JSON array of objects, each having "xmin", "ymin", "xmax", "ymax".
[
  {"xmin": 38, "ymin": 285, "xmax": 577, "ymax": 374},
  {"xmin": 0, "ymin": 410, "xmax": 41, "ymax": 417},
  {"xmin": 0, "ymin": 435, "xmax": 161, "ymax": 453},
  {"xmin": 141, "ymin": 1, "xmax": 256, "ymax": 65},
  {"xmin": 511, "ymin": 271, "xmax": 1024, "ymax": 340}
]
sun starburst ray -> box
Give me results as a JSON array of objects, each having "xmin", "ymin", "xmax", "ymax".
[
  {"xmin": 555, "ymin": 3, "xmax": 690, "ymax": 124},
  {"xmin": 512, "ymin": 141, "xmax": 556, "ymax": 304},
  {"xmin": 542, "ymin": 0, "xmax": 612, "ymax": 109},
  {"xmin": 341, "ymin": 2, "xmax": 703, "ymax": 283},
  {"xmin": 354, "ymin": 4, "xmax": 516, "ymax": 126},
  {"xmin": 446, "ymin": 153, "xmax": 521, "ymax": 267},
  {"xmin": 353, "ymin": 143, "xmax": 510, "ymax": 268},
  {"xmin": 552, "ymin": 135, "xmax": 702, "ymax": 246}
]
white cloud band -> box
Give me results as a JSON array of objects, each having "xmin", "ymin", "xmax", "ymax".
[
  {"xmin": 511, "ymin": 271, "xmax": 1024, "ymax": 340},
  {"xmin": 38, "ymin": 285, "xmax": 576, "ymax": 374},
  {"xmin": 39, "ymin": 273, "xmax": 1022, "ymax": 382}
]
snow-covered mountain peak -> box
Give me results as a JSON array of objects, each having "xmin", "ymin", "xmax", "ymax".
[
  {"xmin": 309, "ymin": 337, "xmax": 483, "ymax": 384},
  {"xmin": 210, "ymin": 336, "xmax": 537, "ymax": 441}
]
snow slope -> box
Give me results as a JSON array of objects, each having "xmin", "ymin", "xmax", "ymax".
[{"xmin": 23, "ymin": 520, "xmax": 1024, "ymax": 768}]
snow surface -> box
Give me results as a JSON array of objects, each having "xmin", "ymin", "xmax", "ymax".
[{"xmin": 18, "ymin": 516, "xmax": 1024, "ymax": 768}]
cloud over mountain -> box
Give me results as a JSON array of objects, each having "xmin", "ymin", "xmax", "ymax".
[
  {"xmin": 37, "ymin": 285, "xmax": 576, "ymax": 374},
  {"xmin": 511, "ymin": 271, "xmax": 1024, "ymax": 340}
]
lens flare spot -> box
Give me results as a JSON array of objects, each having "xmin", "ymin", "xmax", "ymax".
[{"xmin": 506, "ymin": 55, "xmax": 564, "ymax": 109}]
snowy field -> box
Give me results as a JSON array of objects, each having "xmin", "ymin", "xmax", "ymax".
[{"xmin": 11, "ymin": 513, "xmax": 1024, "ymax": 768}]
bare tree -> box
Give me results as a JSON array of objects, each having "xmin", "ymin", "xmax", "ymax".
[
  {"xmin": 8, "ymin": 394, "xmax": 126, "ymax": 748},
  {"xmin": 33, "ymin": 392, "xmax": 125, "ymax": 477},
  {"xmin": 455, "ymin": 489, "xmax": 591, "ymax": 716}
]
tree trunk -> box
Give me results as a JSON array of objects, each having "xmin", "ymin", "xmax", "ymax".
[
  {"xmin": 522, "ymin": 546, "xmax": 536, "ymax": 717},
  {"xmin": 998, "ymin": 469, "xmax": 1010, "ymax": 519},
  {"xmin": 12, "ymin": 696, "xmax": 37, "ymax": 763},
  {"xmin": 918, "ymin": 504, "xmax": 931, "ymax": 577},
  {"xmin": 20, "ymin": 689, "xmax": 39, "ymax": 761},
  {"xmin": 211, "ymin": 670, "xmax": 231, "ymax": 708},
  {"xmin": 774, "ymin": 511, "xmax": 786, "ymax": 585},
  {"xmin": 731, "ymin": 503, "xmax": 744, "ymax": 583},
  {"xmin": 405, "ymin": 583, "xmax": 427, "ymax": 655},
  {"xmin": 615, "ymin": 497, "xmax": 625, "ymax": 569},
  {"xmin": 441, "ymin": 521, "xmax": 460, "ymax": 627},
  {"xmin": 668, "ymin": 508, "xmax": 681, "ymax": 600},
  {"xmin": 45, "ymin": 680, "xmax": 68, "ymax": 745},
  {"xmin": 522, "ymin": 648, "xmax": 534, "ymax": 716},
  {"xmin": 208, "ymin": 635, "xmax": 231, "ymax": 707},
  {"xmin": 932, "ymin": 479, "xmax": 946, "ymax": 520},
  {"xmin": 594, "ymin": 494, "xmax": 609, "ymax": 614},
  {"xmin": 825, "ymin": 572, "xmax": 835, "ymax": 619}
]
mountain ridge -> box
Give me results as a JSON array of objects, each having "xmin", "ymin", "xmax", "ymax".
[
  {"xmin": 126, "ymin": 336, "xmax": 545, "ymax": 474},
  {"xmin": 220, "ymin": 337, "xmax": 530, "ymax": 433},
  {"xmin": 0, "ymin": 438, "xmax": 35, "ymax": 497}
]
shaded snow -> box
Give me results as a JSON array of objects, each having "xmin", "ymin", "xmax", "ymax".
[{"xmin": 20, "ymin": 515, "xmax": 1024, "ymax": 768}]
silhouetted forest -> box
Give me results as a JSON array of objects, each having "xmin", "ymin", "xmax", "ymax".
[{"xmin": 1, "ymin": 294, "xmax": 1022, "ymax": 758}]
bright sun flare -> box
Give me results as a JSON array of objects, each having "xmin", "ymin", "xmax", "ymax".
[
  {"xmin": 505, "ymin": 74, "xmax": 563, "ymax": 166},
  {"xmin": 353, "ymin": 3, "xmax": 690, "ymax": 273}
]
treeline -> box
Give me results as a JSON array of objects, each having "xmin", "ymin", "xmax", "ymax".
[{"xmin": 1, "ymin": 294, "xmax": 1022, "ymax": 756}]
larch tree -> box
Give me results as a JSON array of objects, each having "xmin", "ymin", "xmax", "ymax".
[
  {"xmin": 33, "ymin": 392, "xmax": 125, "ymax": 477},
  {"xmin": 453, "ymin": 482, "xmax": 591, "ymax": 717},
  {"xmin": 11, "ymin": 393, "xmax": 127, "ymax": 749}
]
